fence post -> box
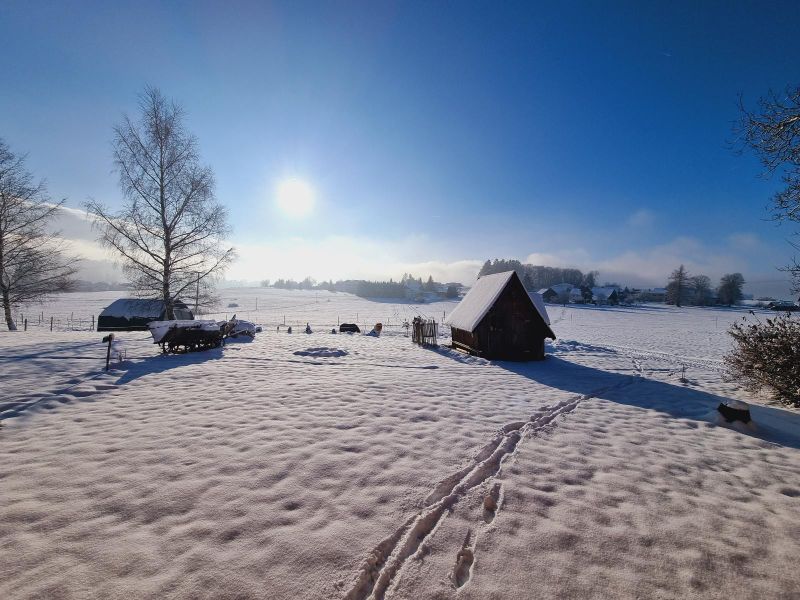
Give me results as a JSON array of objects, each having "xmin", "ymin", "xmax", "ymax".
[
  {"xmin": 92, "ymin": 315, "xmax": 95, "ymax": 331},
  {"xmin": 24, "ymin": 318, "xmax": 27, "ymax": 331},
  {"xmin": 102, "ymin": 333, "xmax": 114, "ymax": 371},
  {"xmin": 50, "ymin": 316, "xmax": 53, "ymax": 331}
]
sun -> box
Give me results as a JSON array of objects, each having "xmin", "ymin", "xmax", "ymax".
[{"xmin": 275, "ymin": 178, "xmax": 315, "ymax": 218}]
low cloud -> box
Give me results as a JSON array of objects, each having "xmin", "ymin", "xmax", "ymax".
[
  {"xmin": 44, "ymin": 207, "xmax": 792, "ymax": 296},
  {"xmin": 229, "ymin": 236, "xmax": 482, "ymax": 284}
]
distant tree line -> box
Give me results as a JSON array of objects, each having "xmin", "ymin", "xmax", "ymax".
[
  {"xmin": 264, "ymin": 273, "xmax": 459, "ymax": 299},
  {"xmin": 478, "ymin": 259, "xmax": 595, "ymax": 291},
  {"xmin": 666, "ymin": 265, "xmax": 745, "ymax": 307}
]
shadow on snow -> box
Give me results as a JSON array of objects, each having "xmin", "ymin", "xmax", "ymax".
[{"xmin": 433, "ymin": 346, "xmax": 800, "ymax": 451}]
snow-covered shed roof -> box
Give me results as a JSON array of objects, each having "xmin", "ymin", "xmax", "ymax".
[
  {"xmin": 537, "ymin": 288, "xmax": 553, "ymax": 295},
  {"xmin": 99, "ymin": 298, "xmax": 190, "ymax": 319},
  {"xmin": 100, "ymin": 299, "xmax": 166, "ymax": 319},
  {"xmin": 528, "ymin": 291, "xmax": 551, "ymax": 325},
  {"xmin": 446, "ymin": 271, "xmax": 551, "ymax": 331}
]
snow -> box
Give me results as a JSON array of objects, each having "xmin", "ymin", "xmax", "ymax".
[
  {"xmin": 446, "ymin": 271, "xmax": 515, "ymax": 331},
  {"xmin": 528, "ymin": 291, "xmax": 551, "ymax": 325},
  {"xmin": 99, "ymin": 298, "xmax": 165, "ymax": 319},
  {"xmin": 147, "ymin": 320, "xmax": 221, "ymax": 344},
  {"xmin": 1, "ymin": 290, "xmax": 800, "ymax": 599}
]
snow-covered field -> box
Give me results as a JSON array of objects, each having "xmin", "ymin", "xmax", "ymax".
[{"xmin": 1, "ymin": 290, "xmax": 799, "ymax": 599}]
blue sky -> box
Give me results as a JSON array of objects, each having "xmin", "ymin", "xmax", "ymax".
[{"xmin": 1, "ymin": 1, "xmax": 799, "ymax": 296}]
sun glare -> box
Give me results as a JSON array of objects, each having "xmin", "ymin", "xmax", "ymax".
[{"xmin": 276, "ymin": 178, "xmax": 315, "ymax": 218}]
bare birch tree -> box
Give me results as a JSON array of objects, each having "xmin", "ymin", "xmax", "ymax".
[
  {"xmin": 0, "ymin": 138, "xmax": 78, "ymax": 330},
  {"xmin": 86, "ymin": 86, "xmax": 234, "ymax": 318}
]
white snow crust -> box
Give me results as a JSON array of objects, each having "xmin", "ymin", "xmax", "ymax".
[
  {"xmin": 1, "ymin": 289, "xmax": 800, "ymax": 599},
  {"xmin": 147, "ymin": 320, "xmax": 221, "ymax": 343}
]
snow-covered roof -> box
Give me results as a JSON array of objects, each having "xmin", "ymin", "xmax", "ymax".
[
  {"xmin": 537, "ymin": 288, "xmax": 553, "ymax": 295},
  {"xmin": 100, "ymin": 298, "xmax": 166, "ymax": 319},
  {"xmin": 446, "ymin": 272, "xmax": 515, "ymax": 332},
  {"xmin": 551, "ymin": 283, "xmax": 574, "ymax": 294},
  {"xmin": 591, "ymin": 287, "xmax": 618, "ymax": 297},
  {"xmin": 446, "ymin": 271, "xmax": 551, "ymax": 332},
  {"xmin": 99, "ymin": 298, "xmax": 189, "ymax": 319},
  {"xmin": 528, "ymin": 291, "xmax": 551, "ymax": 325}
]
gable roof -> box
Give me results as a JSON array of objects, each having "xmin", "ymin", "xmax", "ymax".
[
  {"xmin": 446, "ymin": 271, "xmax": 553, "ymax": 335},
  {"xmin": 528, "ymin": 291, "xmax": 551, "ymax": 325},
  {"xmin": 591, "ymin": 287, "xmax": 618, "ymax": 297},
  {"xmin": 99, "ymin": 298, "xmax": 189, "ymax": 319}
]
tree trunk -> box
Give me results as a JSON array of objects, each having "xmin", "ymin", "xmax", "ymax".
[{"xmin": 1, "ymin": 286, "xmax": 16, "ymax": 330}]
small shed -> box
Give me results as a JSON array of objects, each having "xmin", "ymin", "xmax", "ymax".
[
  {"xmin": 537, "ymin": 287, "xmax": 559, "ymax": 303},
  {"xmin": 446, "ymin": 271, "xmax": 555, "ymax": 360},
  {"xmin": 97, "ymin": 299, "xmax": 194, "ymax": 331}
]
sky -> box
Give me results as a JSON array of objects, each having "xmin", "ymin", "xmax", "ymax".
[{"xmin": 1, "ymin": 0, "xmax": 799, "ymax": 297}]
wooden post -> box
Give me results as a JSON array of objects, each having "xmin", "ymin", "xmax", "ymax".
[
  {"xmin": 24, "ymin": 318, "xmax": 27, "ymax": 331},
  {"xmin": 92, "ymin": 315, "xmax": 95, "ymax": 331},
  {"xmin": 50, "ymin": 316, "xmax": 53, "ymax": 331},
  {"xmin": 102, "ymin": 333, "xmax": 114, "ymax": 371}
]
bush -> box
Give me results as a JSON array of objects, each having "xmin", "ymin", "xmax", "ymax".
[{"xmin": 726, "ymin": 312, "xmax": 800, "ymax": 407}]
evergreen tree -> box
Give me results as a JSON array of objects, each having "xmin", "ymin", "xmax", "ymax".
[{"xmin": 666, "ymin": 265, "xmax": 691, "ymax": 307}]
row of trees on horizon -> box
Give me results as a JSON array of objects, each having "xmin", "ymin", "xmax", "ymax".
[{"xmin": 666, "ymin": 266, "xmax": 746, "ymax": 307}]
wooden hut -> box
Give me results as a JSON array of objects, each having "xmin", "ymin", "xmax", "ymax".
[
  {"xmin": 537, "ymin": 287, "xmax": 559, "ymax": 303},
  {"xmin": 97, "ymin": 299, "xmax": 194, "ymax": 331},
  {"xmin": 446, "ymin": 271, "xmax": 555, "ymax": 360}
]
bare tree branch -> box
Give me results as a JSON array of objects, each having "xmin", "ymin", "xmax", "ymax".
[
  {"xmin": 735, "ymin": 85, "xmax": 800, "ymax": 294},
  {"xmin": 0, "ymin": 138, "xmax": 79, "ymax": 330},
  {"xmin": 85, "ymin": 86, "xmax": 236, "ymax": 318}
]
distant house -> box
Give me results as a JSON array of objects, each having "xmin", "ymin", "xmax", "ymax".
[
  {"xmin": 551, "ymin": 283, "xmax": 574, "ymax": 295},
  {"xmin": 569, "ymin": 287, "xmax": 586, "ymax": 303},
  {"xmin": 404, "ymin": 280, "xmax": 423, "ymax": 300},
  {"xmin": 97, "ymin": 299, "xmax": 194, "ymax": 331},
  {"xmin": 446, "ymin": 271, "xmax": 555, "ymax": 360},
  {"xmin": 639, "ymin": 287, "xmax": 667, "ymax": 303},
  {"xmin": 591, "ymin": 287, "xmax": 619, "ymax": 305},
  {"xmin": 538, "ymin": 287, "xmax": 559, "ymax": 303}
]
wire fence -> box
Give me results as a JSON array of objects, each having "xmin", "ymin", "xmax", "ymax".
[
  {"xmin": 13, "ymin": 312, "xmax": 97, "ymax": 332},
  {"xmin": 8, "ymin": 309, "xmax": 452, "ymax": 339}
]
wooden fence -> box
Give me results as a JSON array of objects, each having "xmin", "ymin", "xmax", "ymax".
[{"xmin": 411, "ymin": 318, "xmax": 438, "ymax": 346}]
